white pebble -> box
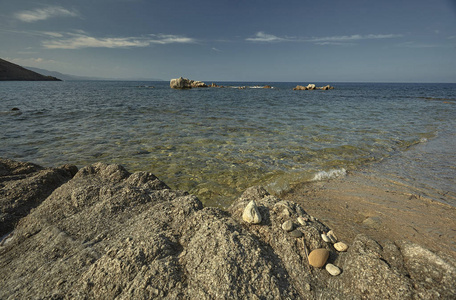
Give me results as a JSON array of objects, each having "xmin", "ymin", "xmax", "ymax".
[
  {"xmin": 326, "ymin": 263, "xmax": 341, "ymax": 276},
  {"xmin": 334, "ymin": 242, "xmax": 349, "ymax": 252},
  {"xmin": 282, "ymin": 220, "xmax": 293, "ymax": 232},
  {"xmin": 242, "ymin": 200, "xmax": 262, "ymax": 224},
  {"xmin": 321, "ymin": 233, "xmax": 331, "ymax": 243},
  {"xmin": 297, "ymin": 217, "xmax": 307, "ymax": 226}
]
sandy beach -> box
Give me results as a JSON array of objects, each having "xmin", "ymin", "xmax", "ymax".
[{"xmin": 283, "ymin": 170, "xmax": 456, "ymax": 260}]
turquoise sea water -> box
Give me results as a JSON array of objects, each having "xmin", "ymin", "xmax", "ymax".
[{"xmin": 1, "ymin": 81, "xmax": 455, "ymax": 207}]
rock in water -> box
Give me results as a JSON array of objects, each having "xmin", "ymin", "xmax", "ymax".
[
  {"xmin": 326, "ymin": 263, "xmax": 341, "ymax": 276},
  {"xmin": 242, "ymin": 200, "xmax": 262, "ymax": 224},
  {"xmin": 334, "ymin": 242, "xmax": 349, "ymax": 252},
  {"xmin": 308, "ymin": 248, "xmax": 330, "ymax": 268}
]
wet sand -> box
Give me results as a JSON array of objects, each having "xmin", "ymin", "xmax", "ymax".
[{"xmin": 282, "ymin": 170, "xmax": 456, "ymax": 260}]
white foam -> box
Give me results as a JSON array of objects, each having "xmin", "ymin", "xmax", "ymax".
[{"xmin": 311, "ymin": 168, "xmax": 346, "ymax": 181}]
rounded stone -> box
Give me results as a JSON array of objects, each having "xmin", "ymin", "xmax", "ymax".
[
  {"xmin": 321, "ymin": 233, "xmax": 331, "ymax": 243},
  {"xmin": 289, "ymin": 229, "xmax": 303, "ymax": 238},
  {"xmin": 297, "ymin": 217, "xmax": 308, "ymax": 225},
  {"xmin": 334, "ymin": 242, "xmax": 349, "ymax": 252},
  {"xmin": 282, "ymin": 220, "xmax": 293, "ymax": 232},
  {"xmin": 327, "ymin": 230, "xmax": 338, "ymax": 243},
  {"xmin": 326, "ymin": 263, "xmax": 341, "ymax": 276},
  {"xmin": 308, "ymin": 248, "xmax": 330, "ymax": 268},
  {"xmin": 242, "ymin": 200, "xmax": 262, "ymax": 224}
]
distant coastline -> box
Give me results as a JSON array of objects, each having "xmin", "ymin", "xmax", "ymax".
[{"xmin": 0, "ymin": 58, "xmax": 61, "ymax": 81}]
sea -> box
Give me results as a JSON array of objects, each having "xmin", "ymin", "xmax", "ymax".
[{"xmin": 1, "ymin": 81, "xmax": 455, "ymax": 208}]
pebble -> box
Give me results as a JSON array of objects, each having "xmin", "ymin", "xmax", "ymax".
[
  {"xmin": 242, "ymin": 200, "xmax": 262, "ymax": 224},
  {"xmin": 325, "ymin": 263, "xmax": 341, "ymax": 276},
  {"xmin": 297, "ymin": 217, "xmax": 308, "ymax": 225},
  {"xmin": 282, "ymin": 220, "xmax": 293, "ymax": 232},
  {"xmin": 334, "ymin": 242, "xmax": 349, "ymax": 252},
  {"xmin": 321, "ymin": 233, "xmax": 331, "ymax": 243},
  {"xmin": 327, "ymin": 230, "xmax": 338, "ymax": 243},
  {"xmin": 308, "ymin": 248, "xmax": 329, "ymax": 268},
  {"xmin": 289, "ymin": 229, "xmax": 303, "ymax": 238}
]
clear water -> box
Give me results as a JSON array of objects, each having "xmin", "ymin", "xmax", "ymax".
[{"xmin": 1, "ymin": 81, "xmax": 455, "ymax": 207}]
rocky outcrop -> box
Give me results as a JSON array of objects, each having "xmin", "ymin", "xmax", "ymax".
[
  {"xmin": 293, "ymin": 84, "xmax": 334, "ymax": 90},
  {"xmin": 1, "ymin": 161, "xmax": 455, "ymax": 299},
  {"xmin": 170, "ymin": 77, "xmax": 208, "ymax": 89},
  {"xmin": 0, "ymin": 158, "xmax": 77, "ymax": 237}
]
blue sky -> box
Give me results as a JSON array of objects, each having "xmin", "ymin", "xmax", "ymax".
[{"xmin": 1, "ymin": 0, "xmax": 455, "ymax": 82}]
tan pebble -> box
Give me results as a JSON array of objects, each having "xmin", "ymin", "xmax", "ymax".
[
  {"xmin": 308, "ymin": 248, "xmax": 329, "ymax": 268},
  {"xmin": 321, "ymin": 233, "xmax": 331, "ymax": 243},
  {"xmin": 326, "ymin": 263, "xmax": 341, "ymax": 276},
  {"xmin": 334, "ymin": 242, "xmax": 348, "ymax": 252}
]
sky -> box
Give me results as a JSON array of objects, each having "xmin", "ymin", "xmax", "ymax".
[{"xmin": 1, "ymin": 0, "xmax": 456, "ymax": 82}]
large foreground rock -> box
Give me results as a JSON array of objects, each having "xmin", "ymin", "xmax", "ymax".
[
  {"xmin": 0, "ymin": 158, "xmax": 77, "ymax": 237},
  {"xmin": 1, "ymin": 161, "xmax": 455, "ymax": 299}
]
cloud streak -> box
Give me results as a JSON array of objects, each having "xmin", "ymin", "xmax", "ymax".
[
  {"xmin": 308, "ymin": 34, "xmax": 403, "ymax": 43},
  {"xmin": 246, "ymin": 32, "xmax": 403, "ymax": 44},
  {"xmin": 42, "ymin": 32, "xmax": 196, "ymax": 49},
  {"xmin": 245, "ymin": 32, "xmax": 288, "ymax": 42},
  {"xmin": 15, "ymin": 6, "xmax": 78, "ymax": 22}
]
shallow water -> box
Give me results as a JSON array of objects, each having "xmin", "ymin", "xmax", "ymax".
[{"xmin": 1, "ymin": 81, "xmax": 455, "ymax": 207}]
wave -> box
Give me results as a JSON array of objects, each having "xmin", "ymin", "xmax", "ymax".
[{"xmin": 311, "ymin": 168, "xmax": 347, "ymax": 181}]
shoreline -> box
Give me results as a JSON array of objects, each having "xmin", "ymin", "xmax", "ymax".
[{"xmin": 281, "ymin": 169, "xmax": 456, "ymax": 260}]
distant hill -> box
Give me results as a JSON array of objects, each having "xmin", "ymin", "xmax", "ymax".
[
  {"xmin": 26, "ymin": 66, "xmax": 164, "ymax": 81},
  {"xmin": 0, "ymin": 58, "xmax": 61, "ymax": 81}
]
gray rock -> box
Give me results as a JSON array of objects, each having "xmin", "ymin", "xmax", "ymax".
[
  {"xmin": 282, "ymin": 220, "xmax": 293, "ymax": 232},
  {"xmin": 289, "ymin": 229, "xmax": 303, "ymax": 238},
  {"xmin": 1, "ymin": 163, "xmax": 454, "ymax": 300},
  {"xmin": 0, "ymin": 158, "xmax": 77, "ymax": 236}
]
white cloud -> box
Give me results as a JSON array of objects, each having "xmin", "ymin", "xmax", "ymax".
[
  {"xmin": 6, "ymin": 57, "xmax": 57, "ymax": 66},
  {"xmin": 308, "ymin": 34, "xmax": 402, "ymax": 43},
  {"xmin": 245, "ymin": 32, "xmax": 402, "ymax": 44},
  {"xmin": 246, "ymin": 32, "xmax": 287, "ymax": 42},
  {"xmin": 15, "ymin": 6, "xmax": 78, "ymax": 22},
  {"xmin": 42, "ymin": 32, "xmax": 196, "ymax": 49}
]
